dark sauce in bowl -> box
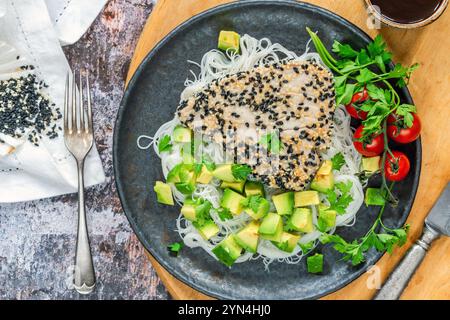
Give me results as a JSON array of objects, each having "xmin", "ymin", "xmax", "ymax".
[{"xmin": 370, "ymin": 0, "xmax": 444, "ymax": 24}]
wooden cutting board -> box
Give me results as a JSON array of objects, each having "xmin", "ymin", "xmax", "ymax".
[{"xmin": 125, "ymin": 0, "xmax": 450, "ymax": 300}]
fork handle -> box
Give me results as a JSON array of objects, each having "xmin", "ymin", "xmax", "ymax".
[{"xmin": 74, "ymin": 159, "xmax": 96, "ymax": 294}]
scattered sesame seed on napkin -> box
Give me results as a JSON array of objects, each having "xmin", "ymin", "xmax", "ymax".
[{"xmin": 0, "ymin": 0, "xmax": 106, "ymax": 202}]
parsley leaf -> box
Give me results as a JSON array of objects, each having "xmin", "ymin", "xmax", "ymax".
[
  {"xmin": 241, "ymin": 195, "xmax": 264, "ymax": 212},
  {"xmin": 332, "ymin": 41, "xmax": 358, "ymax": 58},
  {"xmin": 217, "ymin": 207, "xmax": 233, "ymax": 221},
  {"xmin": 167, "ymin": 242, "xmax": 184, "ymax": 256},
  {"xmin": 231, "ymin": 164, "xmax": 252, "ymax": 181},
  {"xmin": 158, "ymin": 135, "xmax": 173, "ymax": 153},
  {"xmin": 331, "ymin": 153, "xmax": 346, "ymax": 171},
  {"xmin": 325, "ymin": 181, "xmax": 354, "ymax": 214}
]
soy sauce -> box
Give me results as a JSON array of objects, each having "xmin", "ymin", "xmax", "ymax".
[{"xmin": 370, "ymin": 0, "xmax": 444, "ymax": 24}]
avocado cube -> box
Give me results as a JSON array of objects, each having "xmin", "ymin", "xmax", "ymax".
[
  {"xmin": 318, "ymin": 209, "xmax": 337, "ymax": 231},
  {"xmin": 244, "ymin": 181, "xmax": 265, "ymax": 197},
  {"xmin": 294, "ymin": 190, "xmax": 320, "ymax": 207},
  {"xmin": 362, "ymin": 156, "xmax": 381, "ymax": 173},
  {"xmin": 153, "ymin": 181, "xmax": 174, "ymax": 205},
  {"xmin": 213, "ymin": 164, "xmax": 236, "ymax": 182},
  {"xmin": 196, "ymin": 165, "xmax": 213, "ymax": 184},
  {"xmin": 311, "ymin": 173, "xmax": 334, "ymax": 193},
  {"xmin": 289, "ymin": 208, "xmax": 315, "ymax": 233},
  {"xmin": 307, "ymin": 253, "xmax": 324, "ymax": 274},
  {"xmin": 234, "ymin": 221, "xmax": 260, "ymax": 253},
  {"xmin": 365, "ymin": 188, "xmax": 386, "ymax": 206},
  {"xmin": 197, "ymin": 220, "xmax": 220, "ymax": 240},
  {"xmin": 220, "ymin": 188, "xmax": 246, "ymax": 215},
  {"xmin": 273, "ymin": 232, "xmax": 300, "ymax": 253},
  {"xmin": 259, "ymin": 212, "xmax": 283, "ymax": 242},
  {"xmin": 218, "ymin": 30, "xmax": 240, "ymax": 53},
  {"xmin": 220, "ymin": 180, "xmax": 245, "ymax": 193},
  {"xmin": 317, "ymin": 160, "xmax": 333, "ymax": 175},
  {"xmin": 212, "ymin": 235, "xmax": 242, "ymax": 267},
  {"xmin": 272, "ymin": 192, "xmax": 294, "ymax": 215},
  {"xmin": 173, "ymin": 125, "xmax": 192, "ymax": 143},
  {"xmin": 180, "ymin": 203, "xmax": 197, "ymax": 221},
  {"xmin": 245, "ymin": 197, "xmax": 270, "ymax": 220}
]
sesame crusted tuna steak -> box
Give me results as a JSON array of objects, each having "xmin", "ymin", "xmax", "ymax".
[{"xmin": 176, "ymin": 59, "xmax": 335, "ymax": 191}]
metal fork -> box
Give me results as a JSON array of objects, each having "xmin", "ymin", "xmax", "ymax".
[{"xmin": 64, "ymin": 70, "xmax": 96, "ymax": 294}]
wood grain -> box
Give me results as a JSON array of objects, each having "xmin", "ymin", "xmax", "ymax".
[{"xmin": 126, "ymin": 0, "xmax": 450, "ymax": 300}]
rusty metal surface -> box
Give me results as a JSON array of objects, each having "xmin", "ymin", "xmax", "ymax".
[{"xmin": 0, "ymin": 0, "xmax": 168, "ymax": 299}]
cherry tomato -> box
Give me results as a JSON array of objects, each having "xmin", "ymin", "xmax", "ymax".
[
  {"xmin": 345, "ymin": 88, "xmax": 369, "ymax": 120},
  {"xmin": 353, "ymin": 125, "xmax": 385, "ymax": 157},
  {"xmin": 387, "ymin": 113, "xmax": 421, "ymax": 144},
  {"xmin": 384, "ymin": 151, "xmax": 410, "ymax": 181}
]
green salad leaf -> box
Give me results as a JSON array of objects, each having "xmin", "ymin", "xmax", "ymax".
[
  {"xmin": 231, "ymin": 164, "xmax": 252, "ymax": 181},
  {"xmin": 331, "ymin": 152, "xmax": 346, "ymax": 171},
  {"xmin": 325, "ymin": 181, "xmax": 354, "ymax": 215},
  {"xmin": 167, "ymin": 242, "xmax": 184, "ymax": 256}
]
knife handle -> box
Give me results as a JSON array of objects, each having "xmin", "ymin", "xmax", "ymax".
[{"xmin": 374, "ymin": 226, "xmax": 439, "ymax": 300}]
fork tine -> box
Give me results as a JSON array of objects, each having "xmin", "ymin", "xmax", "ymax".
[
  {"xmin": 79, "ymin": 71, "xmax": 85, "ymax": 132},
  {"xmin": 72, "ymin": 70, "xmax": 77, "ymax": 132},
  {"xmin": 64, "ymin": 72, "xmax": 69, "ymax": 132},
  {"xmin": 85, "ymin": 70, "xmax": 93, "ymax": 132}
]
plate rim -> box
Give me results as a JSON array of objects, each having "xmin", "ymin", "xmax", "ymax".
[{"xmin": 113, "ymin": 0, "xmax": 422, "ymax": 300}]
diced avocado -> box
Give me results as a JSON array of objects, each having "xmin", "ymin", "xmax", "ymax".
[
  {"xmin": 273, "ymin": 232, "xmax": 300, "ymax": 253},
  {"xmin": 180, "ymin": 202, "xmax": 197, "ymax": 221},
  {"xmin": 244, "ymin": 181, "xmax": 265, "ymax": 197},
  {"xmin": 212, "ymin": 235, "xmax": 242, "ymax": 267},
  {"xmin": 294, "ymin": 190, "xmax": 320, "ymax": 207},
  {"xmin": 318, "ymin": 209, "xmax": 337, "ymax": 231},
  {"xmin": 311, "ymin": 173, "xmax": 334, "ymax": 193},
  {"xmin": 307, "ymin": 253, "xmax": 324, "ymax": 274},
  {"xmin": 196, "ymin": 165, "xmax": 213, "ymax": 184},
  {"xmin": 174, "ymin": 165, "xmax": 196, "ymax": 194},
  {"xmin": 213, "ymin": 164, "xmax": 236, "ymax": 182},
  {"xmin": 173, "ymin": 125, "xmax": 192, "ymax": 143},
  {"xmin": 234, "ymin": 221, "xmax": 260, "ymax": 253},
  {"xmin": 153, "ymin": 181, "xmax": 174, "ymax": 205},
  {"xmin": 220, "ymin": 188, "xmax": 246, "ymax": 215},
  {"xmin": 196, "ymin": 220, "xmax": 220, "ymax": 240},
  {"xmin": 220, "ymin": 180, "xmax": 245, "ymax": 193},
  {"xmin": 245, "ymin": 197, "xmax": 270, "ymax": 220},
  {"xmin": 218, "ymin": 30, "xmax": 240, "ymax": 53},
  {"xmin": 365, "ymin": 188, "xmax": 386, "ymax": 206},
  {"xmin": 289, "ymin": 208, "xmax": 315, "ymax": 233},
  {"xmin": 272, "ymin": 192, "xmax": 294, "ymax": 215},
  {"xmin": 362, "ymin": 156, "xmax": 381, "ymax": 173},
  {"xmin": 317, "ymin": 160, "xmax": 333, "ymax": 175},
  {"xmin": 259, "ymin": 212, "xmax": 283, "ymax": 242},
  {"xmin": 167, "ymin": 163, "xmax": 194, "ymax": 183}
]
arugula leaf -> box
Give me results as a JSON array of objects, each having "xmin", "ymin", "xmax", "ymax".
[
  {"xmin": 167, "ymin": 242, "xmax": 184, "ymax": 256},
  {"xmin": 158, "ymin": 135, "xmax": 173, "ymax": 153},
  {"xmin": 231, "ymin": 164, "xmax": 252, "ymax": 181},
  {"xmin": 325, "ymin": 181, "xmax": 354, "ymax": 214},
  {"xmin": 331, "ymin": 153, "xmax": 346, "ymax": 171},
  {"xmin": 217, "ymin": 207, "xmax": 233, "ymax": 221}
]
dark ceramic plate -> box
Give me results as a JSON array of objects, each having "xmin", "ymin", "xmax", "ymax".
[{"xmin": 114, "ymin": 1, "xmax": 421, "ymax": 299}]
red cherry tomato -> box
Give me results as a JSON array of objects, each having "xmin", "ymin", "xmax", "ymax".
[
  {"xmin": 387, "ymin": 113, "xmax": 421, "ymax": 144},
  {"xmin": 383, "ymin": 151, "xmax": 410, "ymax": 181},
  {"xmin": 353, "ymin": 125, "xmax": 385, "ymax": 157},
  {"xmin": 345, "ymin": 89, "xmax": 369, "ymax": 120}
]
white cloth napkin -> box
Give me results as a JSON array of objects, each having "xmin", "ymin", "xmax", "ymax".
[{"xmin": 0, "ymin": 0, "xmax": 107, "ymax": 202}]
